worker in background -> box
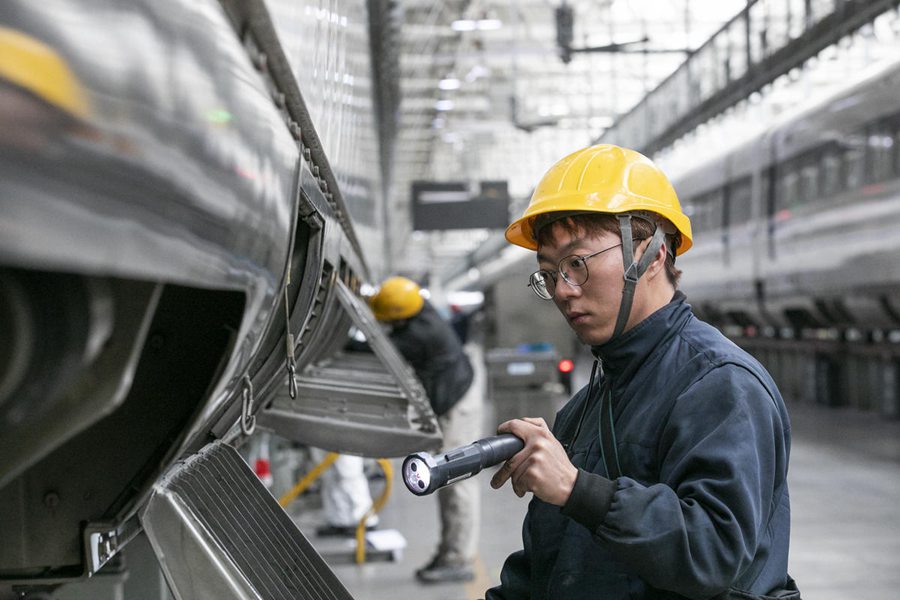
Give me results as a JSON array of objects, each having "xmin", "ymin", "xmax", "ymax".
[
  {"xmin": 485, "ymin": 144, "xmax": 799, "ymax": 599},
  {"xmin": 311, "ymin": 449, "xmax": 379, "ymax": 537},
  {"xmin": 370, "ymin": 277, "xmax": 482, "ymax": 584}
]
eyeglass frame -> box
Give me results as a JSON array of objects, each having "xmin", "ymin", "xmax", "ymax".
[{"xmin": 527, "ymin": 242, "xmax": 624, "ymax": 300}]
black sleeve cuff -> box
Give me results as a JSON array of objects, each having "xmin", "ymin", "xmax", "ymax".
[{"xmin": 560, "ymin": 468, "xmax": 616, "ymax": 532}]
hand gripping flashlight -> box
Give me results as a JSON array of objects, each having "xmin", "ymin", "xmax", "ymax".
[{"xmin": 402, "ymin": 434, "xmax": 525, "ymax": 495}]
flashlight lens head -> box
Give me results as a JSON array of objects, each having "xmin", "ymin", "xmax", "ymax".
[{"xmin": 403, "ymin": 456, "xmax": 431, "ymax": 495}]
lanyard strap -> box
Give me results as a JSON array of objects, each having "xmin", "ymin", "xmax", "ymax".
[
  {"xmin": 562, "ymin": 361, "xmax": 622, "ymax": 480},
  {"xmin": 563, "ymin": 360, "xmax": 598, "ymax": 456},
  {"xmin": 598, "ymin": 382, "xmax": 622, "ymax": 479}
]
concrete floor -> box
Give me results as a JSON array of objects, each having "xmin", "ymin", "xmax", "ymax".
[
  {"xmin": 307, "ymin": 395, "xmax": 900, "ymax": 600},
  {"xmin": 787, "ymin": 403, "xmax": 900, "ymax": 598}
]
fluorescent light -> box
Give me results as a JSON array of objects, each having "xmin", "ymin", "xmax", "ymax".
[
  {"xmin": 447, "ymin": 290, "xmax": 485, "ymax": 306},
  {"xmin": 451, "ymin": 19, "xmax": 502, "ymax": 32},
  {"xmin": 588, "ymin": 116, "xmax": 614, "ymax": 128},
  {"xmin": 451, "ymin": 19, "xmax": 476, "ymax": 31},
  {"xmin": 435, "ymin": 99, "xmax": 455, "ymax": 111},
  {"xmin": 439, "ymin": 77, "xmax": 461, "ymax": 90},
  {"xmin": 476, "ymin": 19, "xmax": 502, "ymax": 30}
]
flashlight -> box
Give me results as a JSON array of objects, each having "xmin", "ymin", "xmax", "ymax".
[{"xmin": 402, "ymin": 434, "xmax": 525, "ymax": 496}]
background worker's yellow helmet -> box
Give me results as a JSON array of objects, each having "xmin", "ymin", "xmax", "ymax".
[
  {"xmin": 369, "ymin": 276, "xmax": 425, "ymax": 322},
  {"xmin": 505, "ymin": 144, "xmax": 692, "ymax": 255},
  {"xmin": 0, "ymin": 27, "xmax": 92, "ymax": 121}
]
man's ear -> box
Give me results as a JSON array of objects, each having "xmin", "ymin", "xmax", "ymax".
[{"xmin": 647, "ymin": 242, "xmax": 668, "ymax": 279}]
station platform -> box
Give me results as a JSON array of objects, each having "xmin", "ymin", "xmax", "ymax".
[{"xmin": 304, "ymin": 391, "xmax": 900, "ymax": 600}]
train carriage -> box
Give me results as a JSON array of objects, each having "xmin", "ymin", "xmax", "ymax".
[{"xmin": 674, "ymin": 57, "xmax": 900, "ymax": 334}]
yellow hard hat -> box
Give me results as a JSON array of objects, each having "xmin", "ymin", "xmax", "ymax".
[
  {"xmin": 0, "ymin": 27, "xmax": 91, "ymax": 121},
  {"xmin": 506, "ymin": 144, "xmax": 692, "ymax": 255},
  {"xmin": 369, "ymin": 277, "xmax": 425, "ymax": 322}
]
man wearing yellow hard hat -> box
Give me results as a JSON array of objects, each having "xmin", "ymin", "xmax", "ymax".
[
  {"xmin": 370, "ymin": 276, "xmax": 482, "ymax": 584},
  {"xmin": 485, "ymin": 145, "xmax": 798, "ymax": 599}
]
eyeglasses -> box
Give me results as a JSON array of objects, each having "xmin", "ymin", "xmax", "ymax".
[{"xmin": 527, "ymin": 243, "xmax": 622, "ymax": 300}]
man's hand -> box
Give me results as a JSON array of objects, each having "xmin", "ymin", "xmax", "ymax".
[{"xmin": 490, "ymin": 417, "xmax": 578, "ymax": 506}]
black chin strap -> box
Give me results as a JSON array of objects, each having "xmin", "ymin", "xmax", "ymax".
[{"xmin": 611, "ymin": 215, "xmax": 667, "ymax": 339}]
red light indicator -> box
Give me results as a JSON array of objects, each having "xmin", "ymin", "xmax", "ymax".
[{"xmin": 557, "ymin": 359, "xmax": 574, "ymax": 373}]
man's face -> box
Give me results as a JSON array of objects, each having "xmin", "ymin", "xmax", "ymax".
[{"xmin": 536, "ymin": 225, "xmax": 627, "ymax": 346}]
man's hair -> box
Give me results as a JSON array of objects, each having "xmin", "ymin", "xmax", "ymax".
[{"xmin": 534, "ymin": 213, "xmax": 683, "ymax": 287}]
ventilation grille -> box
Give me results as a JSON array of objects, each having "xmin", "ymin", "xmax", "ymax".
[{"xmin": 152, "ymin": 443, "xmax": 352, "ymax": 600}]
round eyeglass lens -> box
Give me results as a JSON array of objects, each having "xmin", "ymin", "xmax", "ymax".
[
  {"xmin": 559, "ymin": 255, "xmax": 590, "ymax": 287},
  {"xmin": 529, "ymin": 272, "xmax": 553, "ymax": 300}
]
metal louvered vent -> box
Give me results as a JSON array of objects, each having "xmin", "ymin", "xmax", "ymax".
[{"xmin": 140, "ymin": 442, "xmax": 352, "ymax": 600}]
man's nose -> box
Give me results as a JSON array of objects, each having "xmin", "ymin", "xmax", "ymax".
[{"xmin": 555, "ymin": 276, "xmax": 581, "ymax": 299}]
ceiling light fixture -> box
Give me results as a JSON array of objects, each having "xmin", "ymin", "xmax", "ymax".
[
  {"xmin": 439, "ymin": 77, "xmax": 461, "ymax": 90},
  {"xmin": 451, "ymin": 19, "xmax": 502, "ymax": 32},
  {"xmin": 435, "ymin": 99, "xmax": 455, "ymax": 111}
]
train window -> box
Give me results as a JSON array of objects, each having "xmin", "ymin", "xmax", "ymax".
[
  {"xmin": 685, "ymin": 190, "xmax": 715, "ymax": 234},
  {"xmin": 821, "ymin": 147, "xmax": 842, "ymax": 198},
  {"xmin": 728, "ymin": 177, "xmax": 753, "ymax": 225},
  {"xmin": 866, "ymin": 127, "xmax": 894, "ymax": 184},
  {"xmin": 760, "ymin": 171, "xmax": 772, "ymax": 214},
  {"xmin": 842, "ymin": 134, "xmax": 865, "ymax": 191},
  {"xmin": 799, "ymin": 158, "xmax": 819, "ymax": 205},
  {"xmin": 709, "ymin": 188, "xmax": 724, "ymax": 231},
  {"xmin": 778, "ymin": 164, "xmax": 800, "ymax": 213},
  {"xmin": 683, "ymin": 199, "xmax": 698, "ymax": 228},
  {"xmin": 688, "ymin": 195, "xmax": 702, "ymax": 232},
  {"xmin": 691, "ymin": 188, "xmax": 725, "ymax": 234},
  {"xmin": 895, "ymin": 128, "xmax": 900, "ymax": 176}
]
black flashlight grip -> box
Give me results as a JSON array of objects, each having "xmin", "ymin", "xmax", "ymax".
[
  {"xmin": 438, "ymin": 434, "xmax": 525, "ymax": 484},
  {"xmin": 472, "ymin": 434, "xmax": 526, "ymax": 469}
]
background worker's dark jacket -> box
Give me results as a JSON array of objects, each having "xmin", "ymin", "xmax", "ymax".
[
  {"xmin": 390, "ymin": 301, "xmax": 474, "ymax": 416},
  {"xmin": 486, "ymin": 293, "xmax": 794, "ymax": 600}
]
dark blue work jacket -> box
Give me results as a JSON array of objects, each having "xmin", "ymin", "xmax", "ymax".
[
  {"xmin": 486, "ymin": 293, "xmax": 795, "ymax": 600},
  {"xmin": 390, "ymin": 301, "xmax": 474, "ymax": 416}
]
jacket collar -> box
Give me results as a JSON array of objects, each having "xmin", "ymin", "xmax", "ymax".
[{"xmin": 591, "ymin": 291, "xmax": 690, "ymax": 382}]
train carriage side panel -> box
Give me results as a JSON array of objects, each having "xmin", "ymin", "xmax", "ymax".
[{"xmin": 0, "ymin": 0, "xmax": 437, "ymax": 590}]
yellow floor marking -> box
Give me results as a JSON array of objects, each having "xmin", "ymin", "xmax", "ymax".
[{"xmin": 464, "ymin": 555, "xmax": 492, "ymax": 600}]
